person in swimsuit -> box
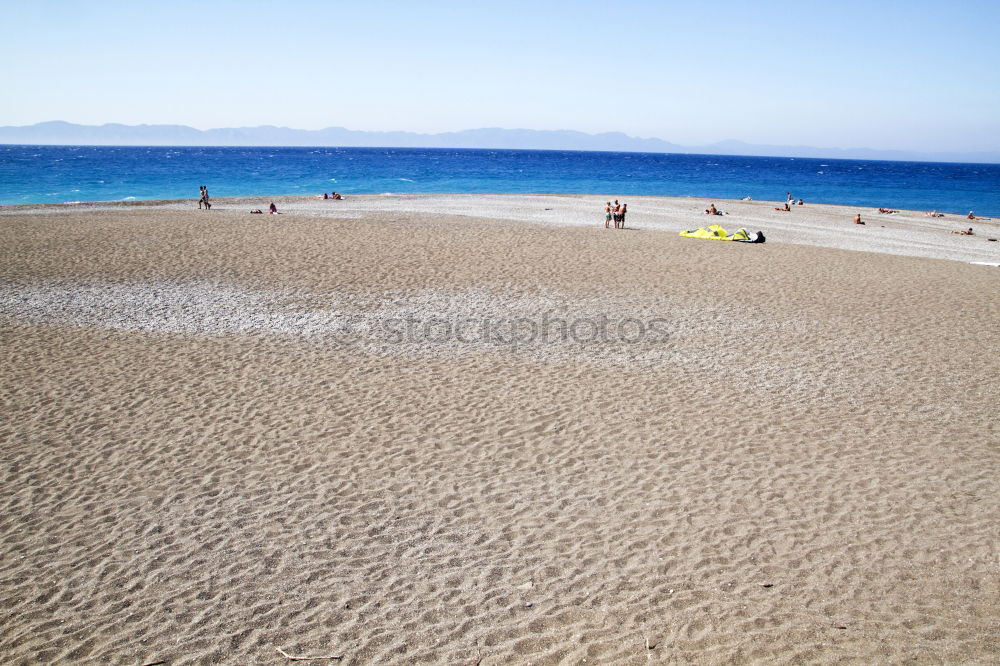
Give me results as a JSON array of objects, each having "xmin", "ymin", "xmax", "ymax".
[
  {"xmin": 619, "ymin": 202, "xmax": 627, "ymax": 228},
  {"xmin": 604, "ymin": 201, "xmax": 612, "ymax": 228},
  {"xmin": 613, "ymin": 200, "xmax": 621, "ymax": 228}
]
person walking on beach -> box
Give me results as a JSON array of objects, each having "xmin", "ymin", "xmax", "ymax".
[
  {"xmin": 604, "ymin": 201, "xmax": 612, "ymax": 229},
  {"xmin": 198, "ymin": 185, "xmax": 211, "ymax": 210}
]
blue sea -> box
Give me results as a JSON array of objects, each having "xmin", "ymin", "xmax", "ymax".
[{"xmin": 2, "ymin": 145, "xmax": 998, "ymax": 217}]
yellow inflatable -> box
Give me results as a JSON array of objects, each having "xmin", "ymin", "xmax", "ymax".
[{"xmin": 679, "ymin": 225, "xmax": 755, "ymax": 242}]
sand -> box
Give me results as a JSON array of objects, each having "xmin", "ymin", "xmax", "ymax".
[
  {"xmin": 11, "ymin": 194, "xmax": 1000, "ymax": 264},
  {"xmin": 0, "ymin": 196, "xmax": 998, "ymax": 664}
]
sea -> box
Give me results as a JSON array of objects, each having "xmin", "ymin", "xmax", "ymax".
[{"xmin": 2, "ymin": 145, "xmax": 998, "ymax": 217}]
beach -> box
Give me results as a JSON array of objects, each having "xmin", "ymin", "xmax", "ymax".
[{"xmin": 1, "ymin": 196, "xmax": 998, "ymax": 664}]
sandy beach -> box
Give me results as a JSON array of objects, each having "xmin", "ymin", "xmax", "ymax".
[{"xmin": 1, "ymin": 196, "xmax": 998, "ymax": 664}]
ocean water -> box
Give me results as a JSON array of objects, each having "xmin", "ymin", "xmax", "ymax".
[{"xmin": 1, "ymin": 145, "xmax": 998, "ymax": 216}]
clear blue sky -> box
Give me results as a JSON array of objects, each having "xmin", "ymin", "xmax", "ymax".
[{"xmin": 3, "ymin": 0, "xmax": 998, "ymax": 151}]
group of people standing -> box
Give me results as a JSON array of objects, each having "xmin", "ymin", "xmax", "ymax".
[
  {"xmin": 198, "ymin": 185, "xmax": 211, "ymax": 209},
  {"xmin": 604, "ymin": 200, "xmax": 628, "ymax": 229}
]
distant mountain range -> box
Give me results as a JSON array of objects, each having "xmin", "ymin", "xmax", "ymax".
[{"xmin": 2, "ymin": 121, "xmax": 998, "ymax": 163}]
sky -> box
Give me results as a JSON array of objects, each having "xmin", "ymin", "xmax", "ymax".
[{"xmin": 2, "ymin": 0, "xmax": 999, "ymax": 152}]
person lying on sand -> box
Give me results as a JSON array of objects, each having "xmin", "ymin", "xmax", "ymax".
[
  {"xmin": 878, "ymin": 208, "xmax": 898, "ymax": 214},
  {"xmin": 250, "ymin": 209, "xmax": 263, "ymax": 214},
  {"xmin": 926, "ymin": 211, "xmax": 944, "ymax": 217},
  {"xmin": 953, "ymin": 227, "xmax": 974, "ymax": 235},
  {"xmin": 774, "ymin": 202, "xmax": 791, "ymax": 212}
]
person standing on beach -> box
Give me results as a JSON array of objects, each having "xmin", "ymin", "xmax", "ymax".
[
  {"xmin": 619, "ymin": 202, "xmax": 627, "ymax": 229},
  {"xmin": 198, "ymin": 186, "xmax": 205, "ymax": 209},
  {"xmin": 604, "ymin": 201, "xmax": 612, "ymax": 229},
  {"xmin": 613, "ymin": 200, "xmax": 621, "ymax": 229}
]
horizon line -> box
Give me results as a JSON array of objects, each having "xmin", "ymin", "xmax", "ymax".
[
  {"xmin": 3, "ymin": 143, "xmax": 1000, "ymax": 167},
  {"xmin": 2, "ymin": 121, "xmax": 999, "ymax": 165}
]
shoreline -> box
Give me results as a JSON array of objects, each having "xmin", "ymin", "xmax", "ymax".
[{"xmin": 3, "ymin": 194, "xmax": 999, "ymax": 265}]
